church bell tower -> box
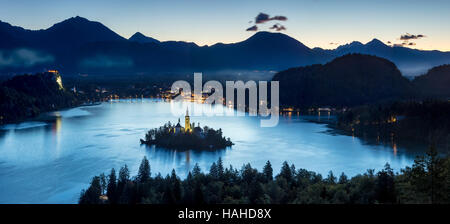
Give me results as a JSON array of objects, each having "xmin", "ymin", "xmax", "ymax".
[{"xmin": 185, "ymin": 108, "xmax": 191, "ymax": 132}]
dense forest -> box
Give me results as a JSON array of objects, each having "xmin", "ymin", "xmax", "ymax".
[
  {"xmin": 273, "ymin": 54, "xmax": 450, "ymax": 108},
  {"xmin": 413, "ymin": 64, "xmax": 450, "ymax": 98},
  {"xmin": 141, "ymin": 122, "xmax": 233, "ymax": 150},
  {"xmin": 79, "ymin": 146, "xmax": 449, "ymax": 204},
  {"xmin": 273, "ymin": 54, "xmax": 413, "ymax": 108},
  {"xmin": 0, "ymin": 72, "xmax": 79, "ymax": 123},
  {"xmin": 337, "ymin": 100, "xmax": 450, "ymax": 150}
]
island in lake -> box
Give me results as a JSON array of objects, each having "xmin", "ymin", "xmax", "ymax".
[{"xmin": 140, "ymin": 108, "xmax": 233, "ymax": 150}]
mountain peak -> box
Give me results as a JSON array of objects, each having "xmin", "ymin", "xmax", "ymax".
[
  {"xmin": 129, "ymin": 32, "xmax": 160, "ymax": 44},
  {"xmin": 248, "ymin": 31, "xmax": 291, "ymax": 40},
  {"xmin": 40, "ymin": 16, "xmax": 126, "ymax": 49},
  {"xmin": 129, "ymin": 32, "xmax": 146, "ymax": 40},
  {"xmin": 243, "ymin": 31, "xmax": 310, "ymax": 50},
  {"xmin": 49, "ymin": 16, "xmax": 103, "ymax": 30},
  {"xmin": 366, "ymin": 38, "xmax": 387, "ymax": 47},
  {"xmin": 132, "ymin": 31, "xmax": 145, "ymax": 37},
  {"xmin": 335, "ymin": 39, "xmax": 390, "ymax": 53},
  {"xmin": 348, "ymin": 41, "xmax": 364, "ymax": 46},
  {"xmin": 335, "ymin": 41, "xmax": 364, "ymax": 52},
  {"xmin": 58, "ymin": 16, "xmax": 91, "ymax": 25},
  {"xmin": 70, "ymin": 16, "xmax": 88, "ymax": 21}
]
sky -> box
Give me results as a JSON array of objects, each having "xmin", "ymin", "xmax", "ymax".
[{"xmin": 1, "ymin": 0, "xmax": 450, "ymax": 51}]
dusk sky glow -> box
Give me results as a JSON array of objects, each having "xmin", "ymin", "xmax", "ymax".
[{"xmin": 1, "ymin": 0, "xmax": 450, "ymax": 51}]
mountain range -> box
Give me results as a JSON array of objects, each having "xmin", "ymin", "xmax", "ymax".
[{"xmin": 1, "ymin": 16, "xmax": 450, "ymax": 77}]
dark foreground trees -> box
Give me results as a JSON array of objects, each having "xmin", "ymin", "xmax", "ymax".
[{"xmin": 79, "ymin": 147, "xmax": 450, "ymax": 204}]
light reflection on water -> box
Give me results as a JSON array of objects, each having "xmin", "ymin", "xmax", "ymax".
[{"xmin": 0, "ymin": 99, "xmax": 424, "ymax": 203}]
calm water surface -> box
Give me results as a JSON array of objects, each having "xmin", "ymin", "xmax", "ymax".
[{"xmin": 0, "ymin": 99, "xmax": 423, "ymax": 203}]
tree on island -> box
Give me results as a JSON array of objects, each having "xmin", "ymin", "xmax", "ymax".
[{"xmin": 140, "ymin": 120, "xmax": 233, "ymax": 150}]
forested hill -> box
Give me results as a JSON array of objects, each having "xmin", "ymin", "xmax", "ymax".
[
  {"xmin": 413, "ymin": 64, "xmax": 450, "ymax": 98},
  {"xmin": 273, "ymin": 54, "xmax": 414, "ymax": 108},
  {"xmin": 0, "ymin": 72, "xmax": 79, "ymax": 123}
]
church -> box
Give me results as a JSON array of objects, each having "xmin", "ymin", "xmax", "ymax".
[{"xmin": 173, "ymin": 108, "xmax": 195, "ymax": 134}]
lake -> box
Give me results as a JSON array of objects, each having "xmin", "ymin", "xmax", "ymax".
[{"xmin": 0, "ymin": 99, "xmax": 424, "ymax": 203}]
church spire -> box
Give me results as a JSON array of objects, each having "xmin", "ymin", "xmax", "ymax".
[{"xmin": 185, "ymin": 107, "xmax": 191, "ymax": 132}]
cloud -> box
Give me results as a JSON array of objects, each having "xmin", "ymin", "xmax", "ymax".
[
  {"xmin": 246, "ymin": 25, "xmax": 258, "ymax": 32},
  {"xmin": 255, "ymin": 13, "xmax": 288, "ymax": 24},
  {"xmin": 329, "ymin": 42, "xmax": 339, "ymax": 45},
  {"xmin": 0, "ymin": 48, "xmax": 54, "ymax": 68},
  {"xmin": 269, "ymin": 24, "xmax": 286, "ymax": 31},
  {"xmin": 391, "ymin": 33, "xmax": 425, "ymax": 47},
  {"xmin": 255, "ymin": 13, "xmax": 271, "ymax": 24},
  {"xmin": 270, "ymin": 16, "xmax": 287, "ymax": 21},
  {"xmin": 247, "ymin": 13, "xmax": 288, "ymax": 32},
  {"xmin": 393, "ymin": 42, "xmax": 416, "ymax": 47},
  {"xmin": 80, "ymin": 55, "xmax": 134, "ymax": 68},
  {"xmin": 400, "ymin": 33, "xmax": 426, "ymax": 40}
]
